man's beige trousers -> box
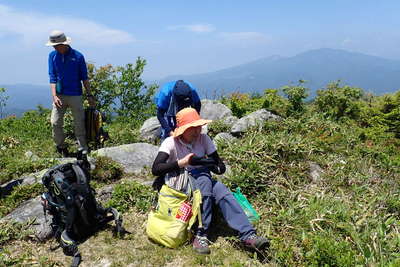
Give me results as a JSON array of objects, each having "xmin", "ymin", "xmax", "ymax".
[{"xmin": 50, "ymin": 95, "xmax": 87, "ymax": 150}]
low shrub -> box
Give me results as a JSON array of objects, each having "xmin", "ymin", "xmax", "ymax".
[
  {"xmin": 106, "ymin": 180, "xmax": 153, "ymax": 213},
  {"xmin": 91, "ymin": 156, "xmax": 124, "ymax": 183}
]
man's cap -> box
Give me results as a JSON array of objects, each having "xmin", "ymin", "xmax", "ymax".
[
  {"xmin": 46, "ymin": 30, "xmax": 71, "ymax": 46},
  {"xmin": 173, "ymin": 107, "xmax": 212, "ymax": 137},
  {"xmin": 173, "ymin": 80, "xmax": 193, "ymax": 109}
]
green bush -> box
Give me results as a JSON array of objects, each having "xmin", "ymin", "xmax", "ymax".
[
  {"xmin": 303, "ymin": 234, "xmax": 358, "ymax": 266},
  {"xmin": 0, "ymin": 109, "xmax": 55, "ymax": 184},
  {"xmin": 314, "ymin": 81, "xmax": 363, "ymax": 120},
  {"xmin": 91, "ymin": 156, "xmax": 124, "ymax": 183},
  {"xmin": 88, "ymin": 58, "xmax": 157, "ymax": 124},
  {"xmin": 106, "ymin": 181, "xmax": 154, "ymax": 213},
  {"xmin": 207, "ymin": 119, "xmax": 231, "ymax": 138},
  {"xmin": 281, "ymin": 80, "xmax": 309, "ymax": 116},
  {"xmin": 0, "ymin": 220, "xmax": 34, "ymax": 246}
]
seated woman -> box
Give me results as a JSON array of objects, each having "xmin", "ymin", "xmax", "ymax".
[{"xmin": 152, "ymin": 107, "xmax": 269, "ymax": 254}]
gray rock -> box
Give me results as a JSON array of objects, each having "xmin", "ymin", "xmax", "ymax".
[
  {"xmin": 214, "ymin": 132, "xmax": 237, "ymax": 145},
  {"xmin": 200, "ymin": 99, "xmax": 232, "ymax": 120},
  {"xmin": 223, "ymin": 115, "xmax": 239, "ymax": 128},
  {"xmin": 94, "ymin": 143, "xmax": 159, "ymax": 174},
  {"xmin": 0, "ymin": 196, "xmax": 53, "ymax": 241},
  {"xmin": 231, "ymin": 109, "xmax": 281, "ymax": 135},
  {"xmin": 140, "ymin": 117, "xmax": 161, "ymax": 142},
  {"xmin": 96, "ymin": 184, "xmax": 116, "ymax": 203},
  {"xmin": 309, "ymin": 162, "xmax": 324, "ymax": 183},
  {"xmin": 0, "ymin": 169, "xmax": 48, "ymax": 197}
]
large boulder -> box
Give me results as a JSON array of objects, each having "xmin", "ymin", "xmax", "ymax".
[
  {"xmin": 94, "ymin": 143, "xmax": 158, "ymax": 174},
  {"xmin": 200, "ymin": 99, "xmax": 232, "ymax": 120},
  {"xmin": 231, "ymin": 109, "xmax": 281, "ymax": 135},
  {"xmin": 0, "ymin": 196, "xmax": 53, "ymax": 241},
  {"xmin": 139, "ymin": 117, "xmax": 161, "ymax": 142},
  {"xmin": 201, "ymin": 99, "xmax": 238, "ymax": 129}
]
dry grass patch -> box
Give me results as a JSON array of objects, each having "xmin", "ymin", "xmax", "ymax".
[{"xmin": 2, "ymin": 207, "xmax": 272, "ymax": 267}]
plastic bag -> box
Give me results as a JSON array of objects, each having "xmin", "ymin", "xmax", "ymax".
[{"xmin": 233, "ymin": 187, "xmax": 260, "ymax": 222}]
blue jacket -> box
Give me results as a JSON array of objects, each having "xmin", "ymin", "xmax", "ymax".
[
  {"xmin": 155, "ymin": 80, "xmax": 201, "ymax": 135},
  {"xmin": 48, "ymin": 47, "xmax": 88, "ymax": 96}
]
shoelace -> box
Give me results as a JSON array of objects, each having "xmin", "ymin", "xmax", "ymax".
[
  {"xmin": 248, "ymin": 234, "xmax": 257, "ymax": 240},
  {"xmin": 196, "ymin": 236, "xmax": 210, "ymax": 247}
]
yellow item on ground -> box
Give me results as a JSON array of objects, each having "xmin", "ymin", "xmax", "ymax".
[{"xmin": 146, "ymin": 184, "xmax": 202, "ymax": 248}]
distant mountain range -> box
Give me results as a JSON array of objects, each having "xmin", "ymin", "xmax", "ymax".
[
  {"xmin": 2, "ymin": 48, "xmax": 400, "ymax": 116},
  {"xmin": 0, "ymin": 84, "xmax": 51, "ymax": 117},
  {"xmin": 158, "ymin": 48, "xmax": 400, "ymax": 97}
]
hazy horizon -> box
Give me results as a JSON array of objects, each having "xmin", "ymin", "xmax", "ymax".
[{"xmin": 1, "ymin": 1, "xmax": 400, "ymax": 85}]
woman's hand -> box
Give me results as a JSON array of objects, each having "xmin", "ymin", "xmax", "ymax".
[{"xmin": 178, "ymin": 153, "xmax": 195, "ymax": 168}]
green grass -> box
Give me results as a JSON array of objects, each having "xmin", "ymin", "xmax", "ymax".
[
  {"xmin": 1, "ymin": 90, "xmax": 400, "ymax": 266},
  {"xmin": 0, "ymin": 183, "xmax": 44, "ymax": 217}
]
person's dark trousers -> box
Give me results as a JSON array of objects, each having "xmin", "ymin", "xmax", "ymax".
[{"xmin": 190, "ymin": 170, "xmax": 255, "ymax": 240}]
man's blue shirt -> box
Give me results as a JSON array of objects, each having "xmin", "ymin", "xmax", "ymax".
[{"xmin": 48, "ymin": 47, "xmax": 88, "ymax": 96}]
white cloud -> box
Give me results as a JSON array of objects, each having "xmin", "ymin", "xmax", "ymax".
[
  {"xmin": 341, "ymin": 38, "xmax": 353, "ymax": 46},
  {"xmin": 220, "ymin": 31, "xmax": 270, "ymax": 43},
  {"xmin": 167, "ymin": 24, "xmax": 216, "ymax": 33},
  {"xmin": 0, "ymin": 4, "xmax": 135, "ymax": 46}
]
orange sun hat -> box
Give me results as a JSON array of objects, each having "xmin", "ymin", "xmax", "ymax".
[{"xmin": 173, "ymin": 108, "xmax": 212, "ymax": 137}]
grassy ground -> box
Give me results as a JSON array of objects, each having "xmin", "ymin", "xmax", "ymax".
[
  {"xmin": 1, "ymin": 207, "xmax": 271, "ymax": 267},
  {"xmin": 1, "ymin": 99, "xmax": 400, "ymax": 266}
]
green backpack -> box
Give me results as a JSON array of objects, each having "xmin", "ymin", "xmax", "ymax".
[{"xmin": 146, "ymin": 171, "xmax": 202, "ymax": 248}]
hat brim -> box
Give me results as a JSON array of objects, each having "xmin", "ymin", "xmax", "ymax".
[
  {"xmin": 45, "ymin": 36, "xmax": 72, "ymax": 46},
  {"xmin": 173, "ymin": 119, "xmax": 212, "ymax": 137}
]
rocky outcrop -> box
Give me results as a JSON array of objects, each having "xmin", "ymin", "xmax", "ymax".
[
  {"xmin": 0, "ymin": 158, "xmax": 80, "ymax": 197},
  {"xmin": 94, "ymin": 143, "xmax": 158, "ymax": 174},
  {"xmin": 139, "ymin": 117, "xmax": 161, "ymax": 143},
  {"xmin": 200, "ymin": 99, "xmax": 232, "ymax": 120},
  {"xmin": 0, "ymin": 196, "xmax": 52, "ymax": 241},
  {"xmin": 0, "ymin": 182, "xmax": 132, "ymax": 241},
  {"xmin": 231, "ymin": 109, "xmax": 281, "ymax": 135}
]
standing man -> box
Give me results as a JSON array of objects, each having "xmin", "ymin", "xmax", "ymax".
[
  {"xmin": 46, "ymin": 30, "xmax": 95, "ymax": 156},
  {"xmin": 155, "ymin": 80, "xmax": 201, "ymax": 140}
]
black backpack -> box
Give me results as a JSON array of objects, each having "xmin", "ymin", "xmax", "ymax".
[{"xmin": 41, "ymin": 152, "xmax": 124, "ymax": 267}]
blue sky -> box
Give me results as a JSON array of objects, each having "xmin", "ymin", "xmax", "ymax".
[{"xmin": 0, "ymin": 0, "xmax": 399, "ymax": 85}]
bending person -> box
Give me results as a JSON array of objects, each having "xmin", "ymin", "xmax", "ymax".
[
  {"xmin": 155, "ymin": 80, "xmax": 201, "ymax": 140},
  {"xmin": 152, "ymin": 107, "xmax": 269, "ymax": 255}
]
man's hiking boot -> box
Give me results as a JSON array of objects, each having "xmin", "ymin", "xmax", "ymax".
[
  {"xmin": 193, "ymin": 235, "xmax": 211, "ymax": 254},
  {"xmin": 242, "ymin": 234, "xmax": 270, "ymax": 251},
  {"xmin": 56, "ymin": 146, "xmax": 69, "ymax": 157}
]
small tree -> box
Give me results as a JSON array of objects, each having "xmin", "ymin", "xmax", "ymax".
[
  {"xmin": 0, "ymin": 87, "xmax": 9, "ymax": 118},
  {"xmin": 114, "ymin": 58, "xmax": 157, "ymax": 122},
  {"xmin": 87, "ymin": 63, "xmax": 117, "ymax": 117},
  {"xmin": 282, "ymin": 80, "xmax": 309, "ymax": 116},
  {"xmin": 314, "ymin": 81, "xmax": 363, "ymax": 120},
  {"xmin": 86, "ymin": 58, "xmax": 157, "ymax": 123}
]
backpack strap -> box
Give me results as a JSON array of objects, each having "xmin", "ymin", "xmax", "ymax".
[
  {"xmin": 186, "ymin": 169, "xmax": 203, "ymax": 228},
  {"xmin": 71, "ymin": 164, "xmax": 87, "ymax": 185},
  {"xmin": 105, "ymin": 207, "xmax": 127, "ymax": 236},
  {"xmin": 60, "ymin": 230, "xmax": 81, "ymax": 267}
]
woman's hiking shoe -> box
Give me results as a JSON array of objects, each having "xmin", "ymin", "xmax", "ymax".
[
  {"xmin": 193, "ymin": 235, "xmax": 211, "ymax": 254},
  {"xmin": 242, "ymin": 234, "xmax": 269, "ymax": 251}
]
